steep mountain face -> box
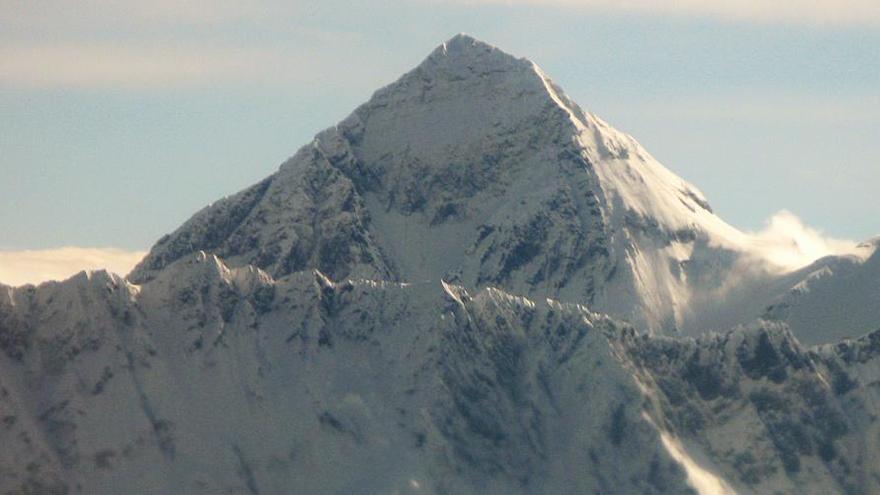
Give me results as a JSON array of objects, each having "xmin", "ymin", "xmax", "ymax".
[
  {"xmin": 0, "ymin": 259, "xmax": 693, "ymax": 494},
  {"xmin": 2, "ymin": 34, "xmax": 880, "ymax": 495},
  {"xmin": 128, "ymin": 34, "xmax": 759, "ymax": 334}
]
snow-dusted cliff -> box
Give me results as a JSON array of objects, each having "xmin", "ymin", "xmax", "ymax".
[{"xmin": 2, "ymin": 35, "xmax": 879, "ymax": 494}]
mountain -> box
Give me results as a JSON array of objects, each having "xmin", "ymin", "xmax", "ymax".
[
  {"xmin": 2, "ymin": 34, "xmax": 879, "ymax": 494},
  {"xmin": 3, "ymin": 258, "xmax": 880, "ymax": 494},
  {"xmin": 127, "ymin": 34, "xmax": 760, "ymax": 335}
]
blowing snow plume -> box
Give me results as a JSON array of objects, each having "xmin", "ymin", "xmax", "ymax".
[{"xmin": 746, "ymin": 210, "xmax": 866, "ymax": 271}]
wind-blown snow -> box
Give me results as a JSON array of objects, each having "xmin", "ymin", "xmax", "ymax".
[
  {"xmin": 656, "ymin": 429, "xmax": 738, "ymax": 495},
  {"xmin": 745, "ymin": 210, "xmax": 869, "ymax": 271}
]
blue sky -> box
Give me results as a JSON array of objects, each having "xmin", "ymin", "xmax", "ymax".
[{"xmin": 1, "ymin": 1, "xmax": 878, "ymax": 283}]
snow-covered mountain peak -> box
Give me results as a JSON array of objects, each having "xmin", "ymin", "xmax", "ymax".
[
  {"xmin": 363, "ymin": 34, "xmax": 745, "ymax": 247},
  {"xmin": 127, "ymin": 35, "xmax": 872, "ymax": 337},
  {"xmin": 146, "ymin": 250, "xmax": 275, "ymax": 299},
  {"xmin": 126, "ymin": 35, "xmax": 759, "ymax": 333},
  {"xmin": 437, "ymin": 32, "xmax": 485, "ymax": 52}
]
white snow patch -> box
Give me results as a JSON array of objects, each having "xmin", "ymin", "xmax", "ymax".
[
  {"xmin": 441, "ymin": 280, "xmax": 468, "ymax": 306},
  {"xmin": 651, "ymin": 420, "xmax": 738, "ymax": 495}
]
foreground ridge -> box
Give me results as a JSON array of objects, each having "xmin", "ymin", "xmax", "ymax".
[{"xmin": 2, "ymin": 252, "xmax": 880, "ymax": 493}]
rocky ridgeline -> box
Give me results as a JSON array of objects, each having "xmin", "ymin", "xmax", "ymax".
[{"xmin": 2, "ymin": 252, "xmax": 879, "ymax": 493}]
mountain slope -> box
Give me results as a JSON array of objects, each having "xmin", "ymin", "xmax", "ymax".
[{"xmin": 128, "ymin": 34, "xmax": 767, "ymax": 335}]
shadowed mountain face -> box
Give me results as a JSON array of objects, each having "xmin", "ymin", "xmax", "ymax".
[{"xmin": 2, "ymin": 35, "xmax": 879, "ymax": 494}]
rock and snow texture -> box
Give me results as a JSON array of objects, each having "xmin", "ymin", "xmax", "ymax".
[
  {"xmin": 3, "ymin": 259, "xmax": 880, "ymax": 494},
  {"xmin": 0, "ymin": 259, "xmax": 693, "ymax": 494},
  {"xmin": 616, "ymin": 324, "xmax": 880, "ymax": 494},
  {"xmin": 2, "ymin": 34, "xmax": 880, "ymax": 494}
]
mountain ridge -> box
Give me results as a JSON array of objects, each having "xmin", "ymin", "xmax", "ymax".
[{"xmin": 3, "ymin": 250, "xmax": 880, "ymax": 493}]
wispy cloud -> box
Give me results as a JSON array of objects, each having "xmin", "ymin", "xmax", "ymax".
[
  {"xmin": 0, "ymin": 1, "xmax": 378, "ymax": 90},
  {"xmin": 0, "ymin": 247, "xmax": 146, "ymax": 286},
  {"xmin": 4, "ymin": 0, "xmax": 875, "ymax": 91},
  {"xmin": 13, "ymin": 0, "xmax": 874, "ymax": 29},
  {"xmin": 0, "ymin": 42, "xmax": 282, "ymax": 90},
  {"xmin": 0, "ymin": 0, "xmax": 269, "ymax": 30},
  {"xmin": 0, "ymin": 39, "xmax": 393, "ymax": 90},
  {"xmin": 432, "ymin": 0, "xmax": 880, "ymax": 27},
  {"xmin": 640, "ymin": 92, "xmax": 880, "ymax": 127}
]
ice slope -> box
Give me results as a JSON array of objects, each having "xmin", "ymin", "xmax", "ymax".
[
  {"xmin": 669, "ymin": 236, "xmax": 879, "ymax": 343},
  {"xmin": 4, "ymin": 254, "xmax": 880, "ymax": 493}
]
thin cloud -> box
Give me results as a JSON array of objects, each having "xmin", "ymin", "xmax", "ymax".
[
  {"xmin": 642, "ymin": 92, "xmax": 880, "ymax": 127},
  {"xmin": 0, "ymin": 247, "xmax": 146, "ymax": 287},
  {"xmin": 0, "ymin": 42, "xmax": 286, "ymax": 90},
  {"xmin": 0, "ymin": 0, "xmax": 268, "ymax": 30},
  {"xmin": 0, "ymin": 40, "xmax": 392, "ymax": 90},
  {"xmin": 434, "ymin": 0, "xmax": 880, "ymax": 27},
  {"xmin": 0, "ymin": 1, "xmax": 374, "ymax": 90}
]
